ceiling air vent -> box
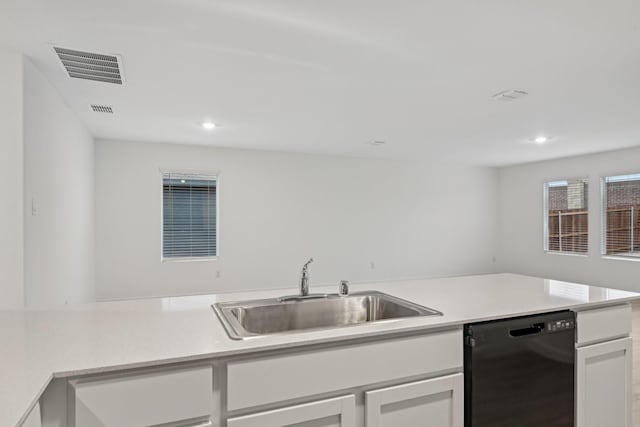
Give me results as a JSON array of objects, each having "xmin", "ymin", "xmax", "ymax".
[
  {"xmin": 91, "ymin": 105, "xmax": 113, "ymax": 114},
  {"xmin": 491, "ymin": 89, "xmax": 528, "ymax": 101},
  {"xmin": 53, "ymin": 47, "xmax": 124, "ymax": 85}
]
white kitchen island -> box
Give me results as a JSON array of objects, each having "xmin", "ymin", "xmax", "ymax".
[{"xmin": 1, "ymin": 273, "xmax": 638, "ymax": 427}]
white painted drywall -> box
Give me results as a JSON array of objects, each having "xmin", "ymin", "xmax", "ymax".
[
  {"xmin": 0, "ymin": 50, "xmax": 24, "ymax": 309},
  {"xmin": 95, "ymin": 140, "xmax": 498, "ymax": 300},
  {"xmin": 498, "ymin": 146, "xmax": 640, "ymax": 292},
  {"xmin": 23, "ymin": 58, "xmax": 95, "ymax": 306}
]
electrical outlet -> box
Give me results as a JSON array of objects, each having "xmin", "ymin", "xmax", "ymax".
[
  {"xmin": 215, "ymin": 270, "xmax": 221, "ymax": 279},
  {"xmin": 370, "ymin": 262, "xmax": 375, "ymax": 269}
]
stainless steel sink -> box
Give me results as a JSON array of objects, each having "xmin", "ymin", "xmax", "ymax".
[{"xmin": 213, "ymin": 291, "xmax": 442, "ymax": 339}]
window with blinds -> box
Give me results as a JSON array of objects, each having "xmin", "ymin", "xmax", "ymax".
[
  {"xmin": 543, "ymin": 179, "xmax": 589, "ymax": 254},
  {"xmin": 602, "ymin": 174, "xmax": 640, "ymax": 258},
  {"xmin": 162, "ymin": 173, "xmax": 217, "ymax": 260}
]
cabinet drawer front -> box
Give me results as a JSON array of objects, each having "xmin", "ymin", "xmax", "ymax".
[
  {"xmin": 365, "ymin": 373, "xmax": 463, "ymax": 427},
  {"xmin": 227, "ymin": 395, "xmax": 356, "ymax": 427},
  {"xmin": 70, "ymin": 365, "xmax": 212, "ymax": 427},
  {"xmin": 227, "ymin": 329, "xmax": 462, "ymax": 411},
  {"xmin": 576, "ymin": 304, "xmax": 631, "ymax": 345}
]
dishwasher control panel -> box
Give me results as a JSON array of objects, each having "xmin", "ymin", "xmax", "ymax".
[{"xmin": 547, "ymin": 318, "xmax": 574, "ymax": 332}]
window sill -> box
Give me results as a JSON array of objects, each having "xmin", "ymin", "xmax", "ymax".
[
  {"xmin": 162, "ymin": 256, "xmax": 218, "ymax": 263},
  {"xmin": 544, "ymin": 251, "xmax": 588, "ymax": 258},
  {"xmin": 601, "ymin": 255, "xmax": 640, "ymax": 262}
]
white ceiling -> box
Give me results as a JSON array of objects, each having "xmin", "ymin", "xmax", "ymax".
[{"xmin": 2, "ymin": 0, "xmax": 640, "ymax": 166}]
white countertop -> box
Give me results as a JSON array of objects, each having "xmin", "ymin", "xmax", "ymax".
[{"xmin": 2, "ymin": 273, "xmax": 639, "ymax": 427}]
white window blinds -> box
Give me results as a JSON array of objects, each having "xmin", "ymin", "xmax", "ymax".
[
  {"xmin": 602, "ymin": 174, "xmax": 640, "ymax": 258},
  {"xmin": 544, "ymin": 179, "xmax": 588, "ymax": 254},
  {"xmin": 162, "ymin": 172, "xmax": 217, "ymax": 259}
]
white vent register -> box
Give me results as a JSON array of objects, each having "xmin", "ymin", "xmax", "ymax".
[
  {"xmin": 90, "ymin": 105, "xmax": 113, "ymax": 113},
  {"xmin": 54, "ymin": 47, "xmax": 124, "ymax": 85}
]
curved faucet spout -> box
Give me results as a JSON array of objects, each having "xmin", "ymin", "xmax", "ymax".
[{"xmin": 300, "ymin": 258, "xmax": 314, "ymax": 296}]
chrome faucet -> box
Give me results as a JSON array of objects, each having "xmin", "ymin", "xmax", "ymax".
[
  {"xmin": 278, "ymin": 258, "xmax": 330, "ymax": 301},
  {"xmin": 300, "ymin": 258, "xmax": 313, "ymax": 296},
  {"xmin": 339, "ymin": 280, "xmax": 349, "ymax": 296}
]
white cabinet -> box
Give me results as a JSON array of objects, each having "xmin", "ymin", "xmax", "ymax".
[
  {"xmin": 227, "ymin": 395, "xmax": 356, "ymax": 427},
  {"xmin": 576, "ymin": 337, "xmax": 632, "ymax": 427},
  {"xmin": 365, "ymin": 373, "xmax": 463, "ymax": 427},
  {"xmin": 21, "ymin": 403, "xmax": 41, "ymax": 427},
  {"xmin": 69, "ymin": 365, "xmax": 213, "ymax": 427},
  {"xmin": 225, "ymin": 329, "xmax": 464, "ymax": 427},
  {"xmin": 576, "ymin": 304, "xmax": 631, "ymax": 345},
  {"xmin": 227, "ymin": 329, "xmax": 462, "ymax": 411},
  {"xmin": 575, "ymin": 304, "xmax": 633, "ymax": 427}
]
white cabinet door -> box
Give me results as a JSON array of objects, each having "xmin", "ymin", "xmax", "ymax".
[
  {"xmin": 576, "ymin": 337, "xmax": 632, "ymax": 427},
  {"xmin": 227, "ymin": 395, "xmax": 355, "ymax": 427},
  {"xmin": 365, "ymin": 373, "xmax": 463, "ymax": 427}
]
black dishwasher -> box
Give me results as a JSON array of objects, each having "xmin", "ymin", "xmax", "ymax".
[{"xmin": 464, "ymin": 311, "xmax": 575, "ymax": 427}]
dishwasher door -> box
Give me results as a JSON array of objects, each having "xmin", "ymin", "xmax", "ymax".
[{"xmin": 464, "ymin": 311, "xmax": 575, "ymax": 427}]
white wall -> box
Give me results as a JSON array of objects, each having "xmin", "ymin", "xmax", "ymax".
[
  {"xmin": 0, "ymin": 50, "xmax": 24, "ymax": 309},
  {"xmin": 498, "ymin": 146, "xmax": 640, "ymax": 292},
  {"xmin": 23, "ymin": 58, "xmax": 95, "ymax": 306},
  {"xmin": 96, "ymin": 140, "xmax": 498, "ymax": 300}
]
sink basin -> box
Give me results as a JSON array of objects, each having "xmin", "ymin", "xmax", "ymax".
[{"xmin": 213, "ymin": 291, "xmax": 442, "ymax": 339}]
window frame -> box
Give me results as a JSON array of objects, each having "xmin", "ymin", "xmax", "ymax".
[
  {"xmin": 600, "ymin": 172, "xmax": 640, "ymax": 261},
  {"xmin": 543, "ymin": 177, "xmax": 589, "ymax": 256},
  {"xmin": 160, "ymin": 169, "xmax": 220, "ymax": 263}
]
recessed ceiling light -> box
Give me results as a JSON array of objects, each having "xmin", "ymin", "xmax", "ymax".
[
  {"xmin": 534, "ymin": 136, "xmax": 548, "ymax": 144},
  {"xmin": 526, "ymin": 135, "xmax": 554, "ymax": 145},
  {"xmin": 202, "ymin": 121, "xmax": 216, "ymax": 131}
]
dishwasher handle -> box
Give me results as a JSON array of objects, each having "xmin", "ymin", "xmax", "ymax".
[{"xmin": 509, "ymin": 322, "xmax": 545, "ymax": 337}]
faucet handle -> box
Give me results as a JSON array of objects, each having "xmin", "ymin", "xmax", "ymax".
[{"xmin": 339, "ymin": 280, "xmax": 349, "ymax": 296}]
